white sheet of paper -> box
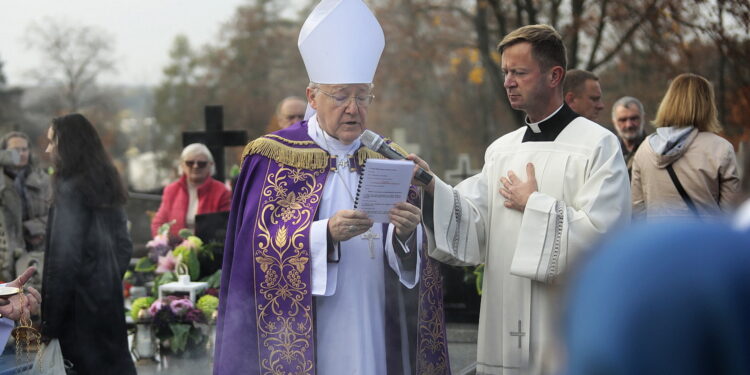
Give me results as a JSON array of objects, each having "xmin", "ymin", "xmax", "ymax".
[{"xmin": 355, "ymin": 159, "xmax": 414, "ymax": 223}]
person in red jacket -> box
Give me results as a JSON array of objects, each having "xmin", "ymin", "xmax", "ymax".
[{"xmin": 151, "ymin": 143, "xmax": 231, "ymax": 237}]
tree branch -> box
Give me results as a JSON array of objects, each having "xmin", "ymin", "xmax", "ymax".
[
  {"xmin": 585, "ymin": 0, "xmax": 609, "ymax": 70},
  {"xmin": 588, "ymin": 0, "xmax": 661, "ymax": 71}
]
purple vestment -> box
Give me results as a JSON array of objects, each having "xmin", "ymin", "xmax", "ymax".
[{"xmin": 214, "ymin": 122, "xmax": 450, "ymax": 374}]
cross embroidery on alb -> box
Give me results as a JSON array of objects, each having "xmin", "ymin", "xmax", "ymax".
[
  {"xmin": 361, "ymin": 230, "xmax": 380, "ymax": 259},
  {"xmin": 510, "ymin": 320, "xmax": 526, "ymax": 348}
]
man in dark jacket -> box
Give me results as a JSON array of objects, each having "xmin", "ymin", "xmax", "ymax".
[{"xmin": 0, "ymin": 131, "xmax": 50, "ymax": 284}]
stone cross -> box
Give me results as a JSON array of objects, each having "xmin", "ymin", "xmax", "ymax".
[
  {"xmin": 361, "ymin": 230, "xmax": 380, "ymax": 259},
  {"xmin": 391, "ymin": 128, "xmax": 420, "ymax": 155},
  {"xmin": 509, "ymin": 320, "xmax": 526, "ymax": 348},
  {"xmin": 445, "ymin": 153, "xmax": 481, "ymax": 186},
  {"xmin": 182, "ymin": 105, "xmax": 247, "ymax": 182}
]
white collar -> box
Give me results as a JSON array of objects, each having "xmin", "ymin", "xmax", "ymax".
[
  {"xmin": 525, "ymin": 104, "xmax": 564, "ymax": 133},
  {"xmin": 307, "ymin": 115, "xmax": 361, "ymax": 155}
]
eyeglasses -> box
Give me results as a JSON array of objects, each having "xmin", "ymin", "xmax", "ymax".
[
  {"xmin": 184, "ymin": 160, "xmax": 208, "ymax": 169},
  {"xmin": 318, "ymin": 89, "xmax": 375, "ymax": 108},
  {"xmin": 285, "ymin": 114, "xmax": 305, "ymax": 121}
]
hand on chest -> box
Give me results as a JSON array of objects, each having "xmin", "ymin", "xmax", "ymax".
[{"xmin": 491, "ymin": 150, "xmax": 588, "ymax": 204}]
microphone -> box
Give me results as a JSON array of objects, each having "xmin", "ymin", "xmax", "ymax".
[{"xmin": 360, "ymin": 130, "xmax": 433, "ymax": 186}]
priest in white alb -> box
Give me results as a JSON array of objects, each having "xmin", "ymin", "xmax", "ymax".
[
  {"xmin": 410, "ymin": 25, "xmax": 631, "ymax": 375},
  {"xmin": 214, "ymin": 1, "xmax": 451, "ymax": 374}
]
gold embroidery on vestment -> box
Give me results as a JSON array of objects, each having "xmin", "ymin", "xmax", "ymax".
[{"xmin": 254, "ymin": 166, "xmax": 323, "ymax": 374}]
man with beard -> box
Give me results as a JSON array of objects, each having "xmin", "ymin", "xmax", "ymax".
[{"xmin": 612, "ymin": 96, "xmax": 647, "ymax": 176}]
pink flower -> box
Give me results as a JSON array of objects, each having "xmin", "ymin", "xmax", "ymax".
[
  {"xmin": 170, "ymin": 298, "xmax": 194, "ymax": 316},
  {"xmin": 146, "ymin": 234, "xmax": 168, "ymax": 249},
  {"xmin": 156, "ymin": 251, "xmax": 176, "ymax": 274},
  {"xmin": 149, "ymin": 299, "xmax": 165, "ymax": 316}
]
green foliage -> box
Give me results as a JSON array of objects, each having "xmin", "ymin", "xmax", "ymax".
[
  {"xmin": 131, "ymin": 296, "xmax": 156, "ymax": 321},
  {"xmin": 135, "ymin": 257, "xmax": 157, "ymax": 273},
  {"xmin": 153, "ymin": 271, "xmax": 177, "ymax": 296},
  {"xmin": 178, "ymin": 228, "xmax": 193, "ymax": 239},
  {"xmin": 173, "ymin": 246, "xmax": 200, "ymax": 281},
  {"xmin": 196, "ymin": 295, "xmax": 219, "ymax": 319},
  {"xmin": 473, "ymin": 265, "xmax": 484, "ymax": 296},
  {"xmin": 229, "ymin": 164, "xmax": 241, "ymax": 178},
  {"xmin": 201, "ymin": 269, "xmax": 222, "ymax": 289},
  {"xmin": 168, "ymin": 323, "xmax": 192, "ymax": 354},
  {"xmin": 157, "ymin": 222, "xmax": 173, "ymax": 236}
]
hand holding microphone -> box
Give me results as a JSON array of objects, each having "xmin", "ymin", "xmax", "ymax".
[{"xmin": 360, "ymin": 130, "xmax": 434, "ymax": 188}]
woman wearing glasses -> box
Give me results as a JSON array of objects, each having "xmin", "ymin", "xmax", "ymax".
[{"xmin": 150, "ymin": 143, "xmax": 231, "ymax": 238}]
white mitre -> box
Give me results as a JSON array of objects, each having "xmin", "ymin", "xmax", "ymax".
[{"xmin": 298, "ymin": 0, "xmax": 385, "ymax": 84}]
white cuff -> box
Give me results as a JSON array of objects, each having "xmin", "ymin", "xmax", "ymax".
[
  {"xmin": 385, "ymin": 224, "xmax": 421, "ymax": 289},
  {"xmin": 310, "ymin": 219, "xmax": 338, "ymax": 296}
]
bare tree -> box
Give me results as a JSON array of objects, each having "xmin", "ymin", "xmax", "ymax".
[
  {"xmin": 0, "ymin": 56, "xmax": 6, "ymax": 86},
  {"xmin": 24, "ymin": 18, "xmax": 116, "ymax": 112}
]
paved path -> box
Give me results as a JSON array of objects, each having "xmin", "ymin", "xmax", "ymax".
[{"xmin": 134, "ymin": 323, "xmax": 478, "ymax": 374}]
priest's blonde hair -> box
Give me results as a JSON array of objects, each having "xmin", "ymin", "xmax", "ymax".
[
  {"xmin": 654, "ymin": 73, "xmax": 722, "ymax": 134},
  {"xmin": 497, "ymin": 24, "xmax": 567, "ymax": 73}
]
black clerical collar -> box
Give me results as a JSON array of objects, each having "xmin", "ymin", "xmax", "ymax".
[{"xmin": 522, "ymin": 103, "xmax": 579, "ymax": 142}]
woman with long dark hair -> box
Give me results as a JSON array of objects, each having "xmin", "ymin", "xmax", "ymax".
[{"xmin": 41, "ymin": 113, "xmax": 135, "ymax": 374}]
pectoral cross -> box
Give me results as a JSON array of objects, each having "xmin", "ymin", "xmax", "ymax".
[{"xmin": 361, "ymin": 230, "xmax": 380, "ymax": 259}]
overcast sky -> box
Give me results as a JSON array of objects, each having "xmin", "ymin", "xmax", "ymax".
[{"xmin": 0, "ymin": 0, "xmax": 251, "ymax": 86}]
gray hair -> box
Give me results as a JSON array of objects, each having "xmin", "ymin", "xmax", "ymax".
[
  {"xmin": 611, "ymin": 96, "xmax": 645, "ymax": 122},
  {"xmin": 181, "ymin": 143, "xmax": 215, "ymax": 175}
]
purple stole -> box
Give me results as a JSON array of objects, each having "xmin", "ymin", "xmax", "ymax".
[{"xmin": 214, "ymin": 122, "xmax": 451, "ymax": 374}]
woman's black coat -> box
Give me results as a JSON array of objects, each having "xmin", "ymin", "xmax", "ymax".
[{"xmin": 41, "ymin": 179, "xmax": 135, "ymax": 375}]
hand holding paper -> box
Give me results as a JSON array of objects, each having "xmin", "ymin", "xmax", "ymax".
[{"xmin": 354, "ymin": 159, "xmax": 414, "ymax": 222}]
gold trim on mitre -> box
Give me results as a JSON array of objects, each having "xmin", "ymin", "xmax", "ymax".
[{"xmin": 242, "ymin": 136, "xmax": 329, "ymax": 170}]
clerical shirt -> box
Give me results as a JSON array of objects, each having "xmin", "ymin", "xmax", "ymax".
[{"xmin": 426, "ymin": 104, "xmax": 631, "ymax": 375}]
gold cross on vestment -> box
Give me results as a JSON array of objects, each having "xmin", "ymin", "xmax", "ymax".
[{"xmin": 361, "ymin": 230, "xmax": 380, "ymax": 259}]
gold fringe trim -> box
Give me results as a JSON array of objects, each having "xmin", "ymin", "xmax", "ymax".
[
  {"xmin": 385, "ymin": 138, "xmax": 410, "ymax": 157},
  {"xmin": 242, "ymin": 137, "xmax": 329, "ymax": 169},
  {"xmin": 265, "ymin": 134, "xmax": 317, "ymax": 146},
  {"xmin": 356, "ymin": 140, "xmax": 410, "ymax": 167},
  {"xmin": 241, "ymin": 135, "xmax": 413, "ymax": 170}
]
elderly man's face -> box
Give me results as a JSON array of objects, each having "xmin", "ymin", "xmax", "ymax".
[
  {"xmin": 568, "ymin": 79, "xmax": 604, "ymax": 121},
  {"xmin": 277, "ymin": 99, "xmax": 306, "ymax": 129},
  {"xmin": 612, "ymin": 104, "xmax": 643, "ymax": 142},
  {"xmin": 307, "ymin": 84, "xmax": 371, "ymax": 145},
  {"xmin": 6, "ymin": 137, "xmax": 30, "ymax": 167}
]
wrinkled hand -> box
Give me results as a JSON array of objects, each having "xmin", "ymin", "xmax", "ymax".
[
  {"xmin": 390, "ymin": 202, "xmax": 421, "ymax": 241},
  {"xmin": 328, "ymin": 210, "xmax": 373, "ymax": 242},
  {"xmin": 0, "ymin": 267, "xmax": 37, "ymax": 321},
  {"xmin": 26, "ymin": 287, "xmax": 41, "ymax": 316},
  {"xmin": 406, "ymin": 154, "xmax": 435, "ymax": 194},
  {"xmin": 499, "ymin": 163, "xmax": 538, "ymax": 212}
]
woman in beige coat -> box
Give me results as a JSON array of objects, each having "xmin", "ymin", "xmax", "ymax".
[{"xmin": 631, "ymin": 73, "xmax": 739, "ymax": 220}]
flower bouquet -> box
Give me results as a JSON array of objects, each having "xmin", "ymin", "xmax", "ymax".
[
  {"xmin": 130, "ymin": 295, "xmax": 209, "ymax": 355},
  {"xmin": 126, "ymin": 222, "xmax": 223, "ymax": 357},
  {"xmin": 130, "ymin": 222, "xmax": 223, "ymax": 296}
]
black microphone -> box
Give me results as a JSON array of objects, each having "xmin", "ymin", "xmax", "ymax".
[{"xmin": 360, "ymin": 130, "xmax": 434, "ymax": 186}]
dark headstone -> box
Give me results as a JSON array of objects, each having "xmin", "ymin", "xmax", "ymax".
[{"xmin": 182, "ymin": 106, "xmax": 247, "ymax": 182}]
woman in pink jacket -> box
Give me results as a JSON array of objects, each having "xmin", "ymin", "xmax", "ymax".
[{"xmin": 151, "ymin": 143, "xmax": 231, "ymax": 237}]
